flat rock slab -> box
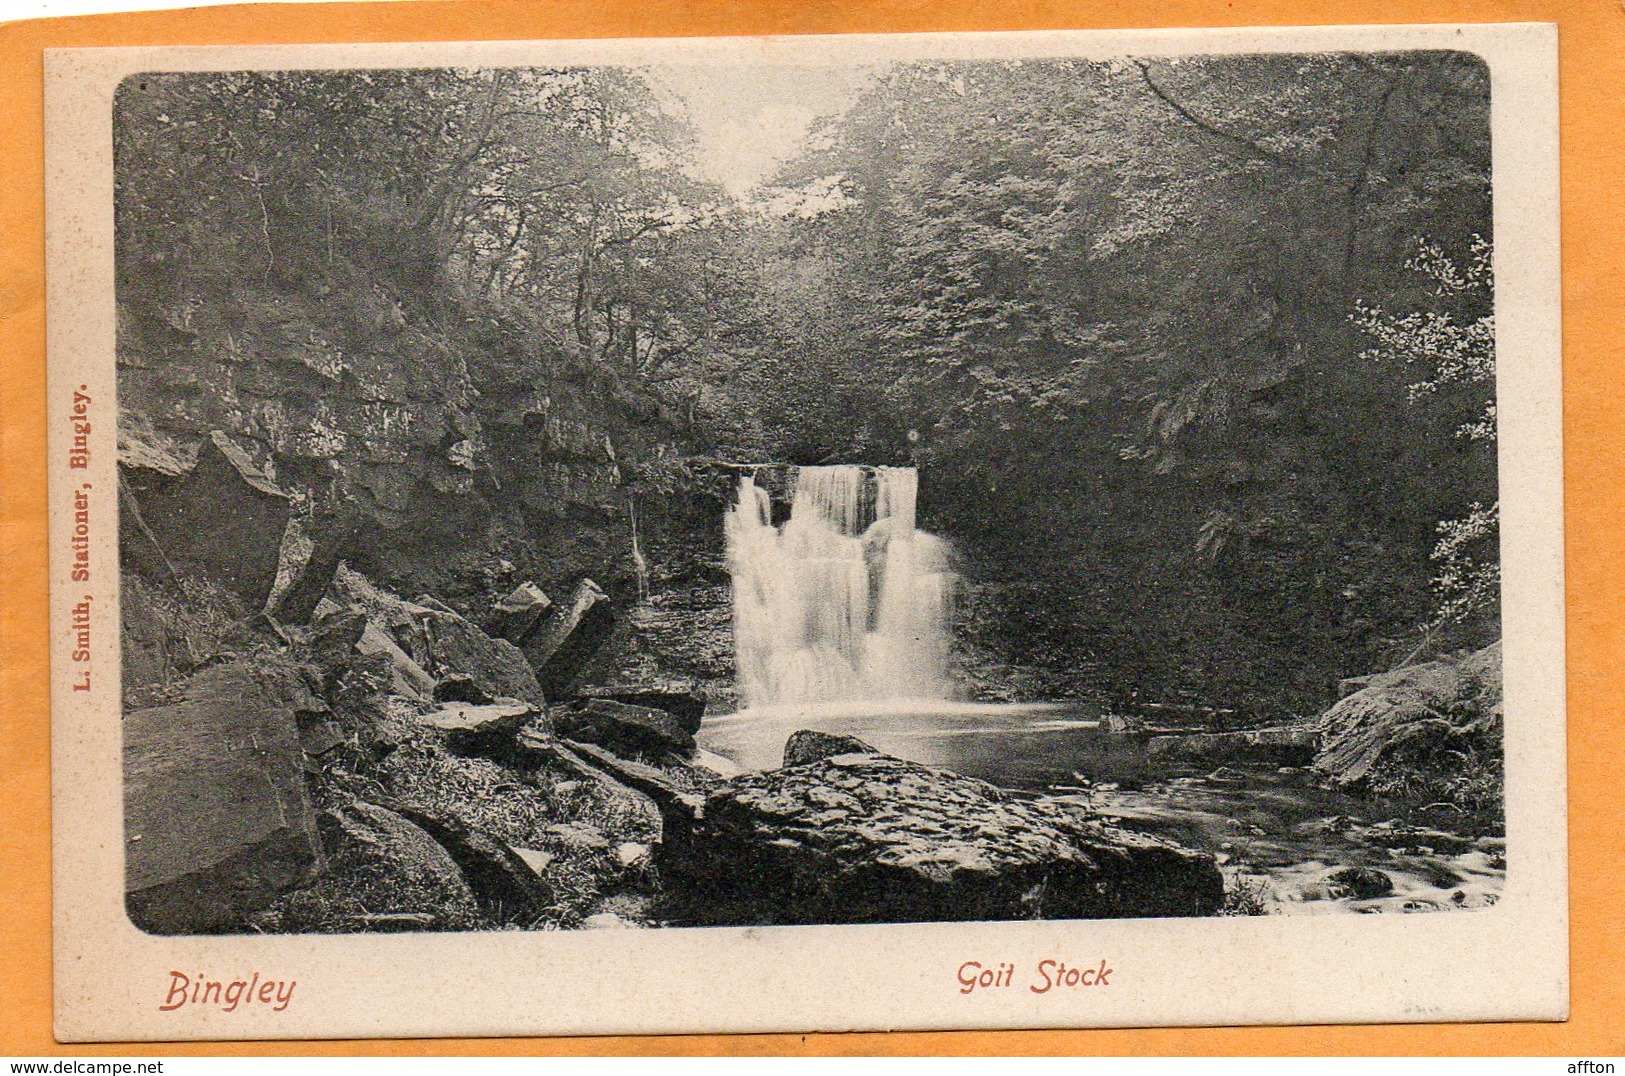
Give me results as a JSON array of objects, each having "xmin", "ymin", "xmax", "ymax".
[
  {"xmin": 572, "ymin": 682, "xmax": 706, "ymax": 731},
  {"xmin": 663, "ymin": 753, "xmax": 1223, "ymax": 926},
  {"xmin": 124, "ymin": 659, "xmax": 321, "ymax": 933},
  {"xmin": 417, "ymin": 699, "xmax": 537, "ymax": 735}
]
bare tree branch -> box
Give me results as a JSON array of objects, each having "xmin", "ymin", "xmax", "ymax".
[{"xmin": 1133, "ymin": 60, "xmax": 1315, "ymax": 176}]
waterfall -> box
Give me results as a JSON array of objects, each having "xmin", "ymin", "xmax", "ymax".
[
  {"xmin": 628, "ymin": 502, "xmax": 649, "ymax": 603},
  {"xmin": 725, "ymin": 465, "xmax": 956, "ymax": 709}
]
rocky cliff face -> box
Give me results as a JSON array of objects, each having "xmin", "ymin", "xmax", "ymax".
[{"xmin": 116, "ymin": 263, "xmax": 703, "ymax": 614}]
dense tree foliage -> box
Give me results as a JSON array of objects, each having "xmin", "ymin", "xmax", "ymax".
[
  {"xmin": 706, "ymin": 52, "xmax": 1496, "ymax": 716},
  {"xmin": 116, "ymin": 68, "xmax": 740, "ymax": 381},
  {"xmin": 114, "ymin": 52, "xmax": 1497, "ymax": 720}
]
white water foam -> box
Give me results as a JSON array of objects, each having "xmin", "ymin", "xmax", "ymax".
[{"xmin": 725, "ymin": 465, "xmax": 958, "ymax": 709}]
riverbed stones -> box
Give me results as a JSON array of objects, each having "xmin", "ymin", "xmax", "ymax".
[
  {"xmin": 662, "ymin": 749, "xmax": 1224, "ymax": 926},
  {"xmin": 1146, "ymin": 726, "xmax": 1318, "ymax": 768},
  {"xmin": 544, "ymin": 822, "xmax": 612, "ymax": 854},
  {"xmin": 616, "ymin": 842, "xmax": 652, "ymax": 868},
  {"xmin": 1323, "ymin": 866, "xmax": 1395, "ymax": 900}
]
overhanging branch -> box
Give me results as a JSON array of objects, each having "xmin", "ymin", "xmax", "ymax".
[{"xmin": 1133, "ymin": 60, "xmax": 1315, "ymax": 176}]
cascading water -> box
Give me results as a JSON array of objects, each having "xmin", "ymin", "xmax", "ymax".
[{"xmin": 725, "ymin": 465, "xmax": 957, "ymax": 709}]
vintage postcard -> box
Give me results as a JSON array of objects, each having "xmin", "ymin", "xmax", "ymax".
[{"xmin": 45, "ymin": 22, "xmax": 1564, "ymax": 1041}]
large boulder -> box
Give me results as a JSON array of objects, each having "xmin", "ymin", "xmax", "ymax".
[
  {"xmin": 1312, "ymin": 641, "xmax": 1503, "ymax": 806},
  {"xmin": 124, "ymin": 659, "xmax": 322, "ymax": 933},
  {"xmin": 661, "ymin": 750, "xmax": 1223, "ymax": 926},
  {"xmin": 297, "ymin": 801, "xmax": 480, "ymax": 932},
  {"xmin": 521, "ymin": 579, "xmax": 616, "ymax": 696},
  {"xmin": 393, "ymin": 808, "xmax": 552, "ymax": 925},
  {"xmin": 422, "ymin": 610, "xmax": 546, "ymax": 705},
  {"xmin": 554, "ymin": 698, "xmax": 696, "ymax": 758},
  {"xmin": 119, "ymin": 429, "xmax": 291, "ymax": 613},
  {"xmin": 331, "ymin": 566, "xmax": 544, "ymax": 705},
  {"xmin": 1146, "ymin": 726, "xmax": 1318, "ymax": 768},
  {"xmin": 484, "ymin": 582, "xmax": 553, "ymax": 646},
  {"xmin": 782, "ymin": 730, "xmax": 879, "ymax": 768}
]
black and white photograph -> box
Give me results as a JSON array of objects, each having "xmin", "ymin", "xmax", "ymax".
[{"xmin": 45, "ymin": 25, "xmax": 1564, "ymax": 1039}]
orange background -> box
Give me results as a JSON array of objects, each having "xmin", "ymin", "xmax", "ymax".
[{"xmin": 2, "ymin": 0, "xmax": 1620, "ymax": 1056}]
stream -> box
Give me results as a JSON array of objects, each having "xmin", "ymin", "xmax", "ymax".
[{"xmin": 697, "ymin": 700, "xmax": 1505, "ymax": 916}]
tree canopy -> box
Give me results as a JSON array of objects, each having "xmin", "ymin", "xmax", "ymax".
[{"xmin": 114, "ymin": 51, "xmax": 1498, "ymax": 719}]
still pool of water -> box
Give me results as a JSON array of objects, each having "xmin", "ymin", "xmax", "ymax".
[
  {"xmin": 700, "ymin": 699, "xmax": 1123, "ymax": 784},
  {"xmin": 698, "ymin": 700, "xmax": 1505, "ymax": 915}
]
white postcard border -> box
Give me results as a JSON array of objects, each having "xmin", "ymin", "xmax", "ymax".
[{"xmin": 46, "ymin": 23, "xmax": 1565, "ymax": 1042}]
